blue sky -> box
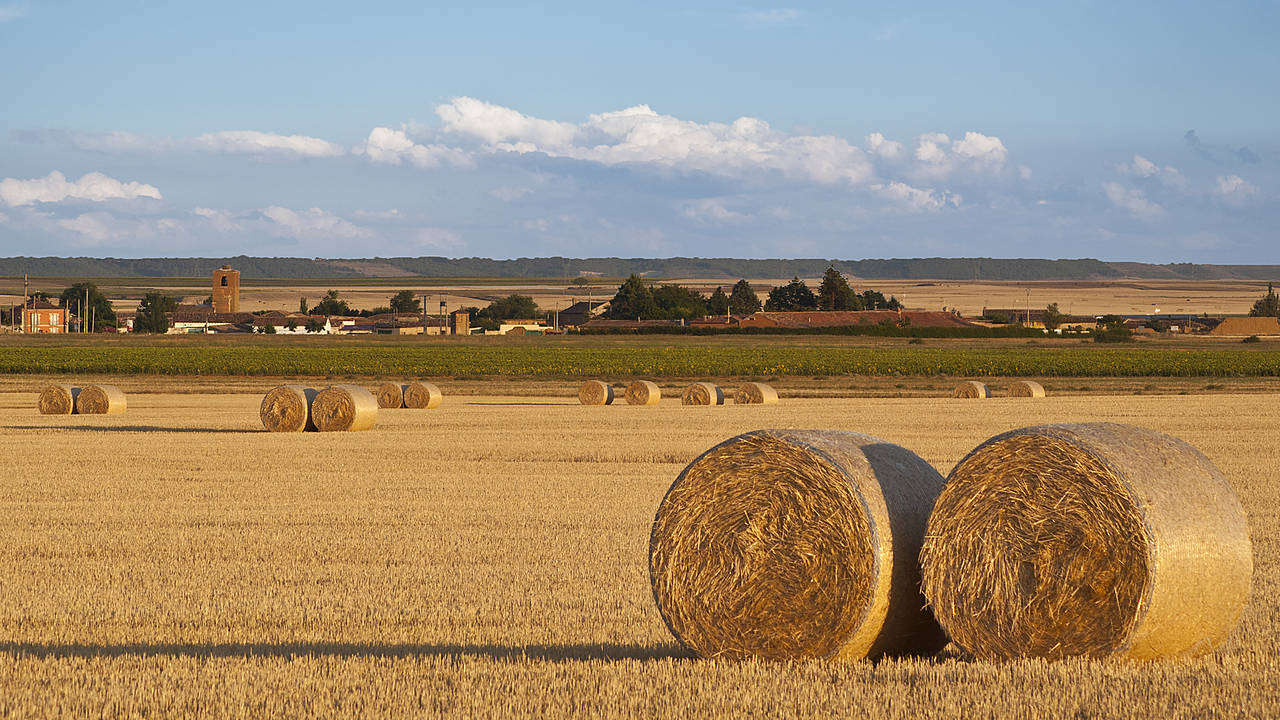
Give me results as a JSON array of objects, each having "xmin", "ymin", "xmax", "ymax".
[{"xmin": 1, "ymin": 1, "xmax": 1277, "ymax": 261}]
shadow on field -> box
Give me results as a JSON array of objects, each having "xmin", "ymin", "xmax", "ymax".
[
  {"xmin": 463, "ymin": 401, "xmax": 573, "ymax": 407},
  {"xmin": 3, "ymin": 425, "xmax": 259, "ymax": 434},
  {"xmin": 0, "ymin": 641, "xmax": 690, "ymax": 663}
]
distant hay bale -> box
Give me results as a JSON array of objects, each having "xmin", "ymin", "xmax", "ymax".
[
  {"xmin": 311, "ymin": 385, "xmax": 379, "ymax": 432},
  {"xmin": 578, "ymin": 380, "xmax": 614, "ymax": 406},
  {"xmin": 260, "ymin": 385, "xmax": 318, "ymax": 432},
  {"xmin": 921, "ymin": 423, "xmax": 1252, "ymax": 660},
  {"xmin": 403, "ymin": 381, "xmax": 442, "ymax": 409},
  {"xmin": 650, "ymin": 430, "xmax": 948, "ymax": 660},
  {"xmin": 734, "ymin": 382, "xmax": 778, "ymax": 405},
  {"xmin": 625, "ymin": 380, "xmax": 661, "ymax": 406},
  {"xmin": 75, "ymin": 385, "xmax": 126, "ymax": 415},
  {"xmin": 1008, "ymin": 380, "xmax": 1046, "ymax": 398},
  {"xmin": 38, "ymin": 384, "xmax": 81, "ymax": 415},
  {"xmin": 374, "ymin": 382, "xmax": 406, "ymax": 409},
  {"xmin": 681, "ymin": 382, "xmax": 724, "ymax": 406},
  {"xmin": 953, "ymin": 381, "xmax": 989, "ymax": 399}
]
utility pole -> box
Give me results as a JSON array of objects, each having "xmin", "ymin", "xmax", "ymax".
[{"xmin": 84, "ymin": 287, "xmax": 90, "ymax": 333}]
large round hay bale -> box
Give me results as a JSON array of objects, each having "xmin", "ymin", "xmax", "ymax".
[
  {"xmin": 38, "ymin": 384, "xmax": 81, "ymax": 415},
  {"xmin": 733, "ymin": 382, "xmax": 778, "ymax": 405},
  {"xmin": 1008, "ymin": 380, "xmax": 1046, "ymax": 398},
  {"xmin": 650, "ymin": 430, "xmax": 948, "ymax": 660},
  {"xmin": 625, "ymin": 380, "xmax": 661, "ymax": 406},
  {"xmin": 403, "ymin": 381, "xmax": 442, "ymax": 409},
  {"xmin": 578, "ymin": 380, "xmax": 614, "ymax": 406},
  {"xmin": 374, "ymin": 382, "xmax": 406, "ymax": 409},
  {"xmin": 921, "ymin": 423, "xmax": 1252, "ymax": 660},
  {"xmin": 260, "ymin": 385, "xmax": 318, "ymax": 432},
  {"xmin": 311, "ymin": 385, "xmax": 379, "ymax": 432},
  {"xmin": 75, "ymin": 385, "xmax": 126, "ymax": 415},
  {"xmin": 952, "ymin": 381, "xmax": 989, "ymax": 399},
  {"xmin": 681, "ymin": 382, "xmax": 724, "ymax": 406}
]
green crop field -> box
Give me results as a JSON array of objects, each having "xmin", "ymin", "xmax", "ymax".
[{"xmin": 2, "ymin": 340, "xmax": 1279, "ymax": 378}]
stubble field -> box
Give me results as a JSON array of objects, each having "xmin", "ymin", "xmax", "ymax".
[{"xmin": 1, "ymin": 390, "xmax": 1277, "ymax": 718}]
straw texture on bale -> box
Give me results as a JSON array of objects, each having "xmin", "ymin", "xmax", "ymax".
[
  {"xmin": 650, "ymin": 430, "xmax": 948, "ymax": 661},
  {"xmin": 260, "ymin": 385, "xmax": 318, "ymax": 432},
  {"xmin": 921, "ymin": 423, "xmax": 1252, "ymax": 660},
  {"xmin": 311, "ymin": 385, "xmax": 379, "ymax": 432},
  {"xmin": 1008, "ymin": 380, "xmax": 1046, "ymax": 398},
  {"xmin": 681, "ymin": 382, "xmax": 725, "ymax": 406},
  {"xmin": 734, "ymin": 382, "xmax": 778, "ymax": 405},
  {"xmin": 374, "ymin": 382, "xmax": 406, "ymax": 409},
  {"xmin": 578, "ymin": 380, "xmax": 614, "ymax": 406},
  {"xmin": 952, "ymin": 381, "xmax": 989, "ymax": 399},
  {"xmin": 625, "ymin": 380, "xmax": 661, "ymax": 406},
  {"xmin": 38, "ymin": 384, "xmax": 81, "ymax": 415},
  {"xmin": 403, "ymin": 381, "xmax": 443, "ymax": 409},
  {"xmin": 75, "ymin": 385, "xmax": 126, "ymax": 415}
]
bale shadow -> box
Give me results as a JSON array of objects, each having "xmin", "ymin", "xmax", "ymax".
[
  {"xmin": 463, "ymin": 402, "xmax": 572, "ymax": 407},
  {"xmin": 3, "ymin": 425, "xmax": 259, "ymax": 434},
  {"xmin": 0, "ymin": 641, "xmax": 688, "ymax": 663}
]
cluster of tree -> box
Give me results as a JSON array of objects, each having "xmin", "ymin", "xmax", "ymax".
[
  {"xmin": 459, "ymin": 294, "xmax": 542, "ymax": 331},
  {"xmin": 763, "ymin": 269, "xmax": 902, "ymax": 312},
  {"xmin": 59, "ymin": 282, "xmax": 119, "ymax": 330},
  {"xmin": 301, "ymin": 289, "xmax": 423, "ymax": 317},
  {"xmin": 1093, "ymin": 314, "xmax": 1133, "ymax": 343},
  {"xmin": 134, "ymin": 292, "xmax": 178, "ymax": 333},
  {"xmin": 1249, "ymin": 283, "xmax": 1279, "ymax": 317}
]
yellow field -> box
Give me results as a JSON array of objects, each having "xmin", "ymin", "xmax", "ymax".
[{"xmin": 1, "ymin": 390, "xmax": 1277, "ymax": 717}]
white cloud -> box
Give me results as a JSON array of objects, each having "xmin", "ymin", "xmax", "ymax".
[
  {"xmin": 260, "ymin": 206, "xmax": 372, "ymax": 240},
  {"xmin": 410, "ymin": 227, "xmax": 462, "ymax": 249},
  {"xmin": 489, "ymin": 185, "xmax": 534, "ymax": 201},
  {"xmin": 1103, "ymin": 182, "xmax": 1164, "ymax": 217},
  {"xmin": 911, "ymin": 131, "xmax": 1008, "ymax": 179},
  {"xmin": 359, "ymin": 126, "xmax": 474, "ymax": 168},
  {"xmin": 1117, "ymin": 154, "xmax": 1187, "ymax": 189},
  {"xmin": 191, "ymin": 130, "xmax": 345, "ymax": 158},
  {"xmin": 438, "ymin": 97, "xmax": 577, "ymax": 149},
  {"xmin": 872, "ymin": 181, "xmax": 960, "ymax": 212},
  {"xmin": 866, "ymin": 132, "xmax": 903, "ymax": 159},
  {"xmin": 55, "ymin": 212, "xmax": 183, "ymax": 245},
  {"xmin": 1215, "ymin": 175, "xmax": 1259, "ymax": 205},
  {"xmin": 193, "ymin": 207, "xmax": 242, "ymax": 232},
  {"xmin": 739, "ymin": 9, "xmax": 801, "ymax": 25},
  {"xmin": 17, "ymin": 128, "xmax": 345, "ymax": 159},
  {"xmin": 681, "ymin": 198, "xmax": 749, "ymax": 224},
  {"xmin": 0, "ymin": 4, "xmax": 24, "ymax": 22},
  {"xmin": 0, "ymin": 171, "xmax": 162, "ymax": 206}
]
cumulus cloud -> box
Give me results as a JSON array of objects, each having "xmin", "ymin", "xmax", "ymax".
[
  {"xmin": 193, "ymin": 207, "xmax": 242, "ymax": 232},
  {"xmin": 865, "ymin": 132, "xmax": 903, "ymax": 159},
  {"xmin": 912, "ymin": 132, "xmax": 1008, "ymax": 179},
  {"xmin": 1103, "ymin": 182, "xmax": 1164, "ymax": 218},
  {"xmin": 190, "ymin": 130, "xmax": 344, "ymax": 158},
  {"xmin": 872, "ymin": 181, "xmax": 960, "ymax": 212},
  {"xmin": 260, "ymin": 206, "xmax": 373, "ymax": 240},
  {"xmin": 410, "ymin": 227, "xmax": 463, "ymax": 249},
  {"xmin": 1215, "ymin": 175, "xmax": 1259, "ymax": 205},
  {"xmin": 15, "ymin": 128, "xmax": 344, "ymax": 159},
  {"xmin": 0, "ymin": 171, "xmax": 162, "ymax": 206},
  {"xmin": 358, "ymin": 127, "xmax": 474, "ymax": 168},
  {"xmin": 1117, "ymin": 154, "xmax": 1187, "ymax": 189},
  {"xmin": 681, "ymin": 198, "xmax": 749, "ymax": 224}
]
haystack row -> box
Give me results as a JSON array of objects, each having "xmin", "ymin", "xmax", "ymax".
[{"xmin": 261, "ymin": 384, "xmax": 377, "ymax": 432}]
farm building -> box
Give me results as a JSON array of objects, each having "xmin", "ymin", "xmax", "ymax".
[
  {"xmin": 21, "ymin": 299, "xmax": 67, "ymax": 333},
  {"xmin": 496, "ymin": 319, "xmax": 551, "ymax": 335},
  {"xmin": 1210, "ymin": 317, "xmax": 1280, "ymax": 336},
  {"xmin": 737, "ymin": 310, "xmax": 976, "ymax": 329},
  {"xmin": 557, "ymin": 300, "xmax": 609, "ymax": 329}
]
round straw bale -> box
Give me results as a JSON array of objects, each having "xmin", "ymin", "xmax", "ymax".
[
  {"xmin": 921, "ymin": 423, "xmax": 1252, "ymax": 660},
  {"xmin": 403, "ymin": 381, "xmax": 443, "ymax": 409},
  {"xmin": 578, "ymin": 380, "xmax": 614, "ymax": 405},
  {"xmin": 75, "ymin": 385, "xmax": 126, "ymax": 415},
  {"xmin": 260, "ymin": 385, "xmax": 318, "ymax": 432},
  {"xmin": 1008, "ymin": 380, "xmax": 1046, "ymax": 398},
  {"xmin": 650, "ymin": 429, "xmax": 948, "ymax": 660},
  {"xmin": 733, "ymin": 382, "xmax": 778, "ymax": 405},
  {"xmin": 311, "ymin": 385, "xmax": 379, "ymax": 432},
  {"xmin": 625, "ymin": 380, "xmax": 661, "ymax": 406},
  {"xmin": 38, "ymin": 384, "xmax": 81, "ymax": 415},
  {"xmin": 952, "ymin": 380, "xmax": 988, "ymax": 399},
  {"xmin": 681, "ymin": 382, "xmax": 724, "ymax": 406},
  {"xmin": 374, "ymin": 382, "xmax": 406, "ymax": 409}
]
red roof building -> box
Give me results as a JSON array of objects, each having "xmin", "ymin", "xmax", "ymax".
[{"xmin": 22, "ymin": 299, "xmax": 67, "ymax": 334}]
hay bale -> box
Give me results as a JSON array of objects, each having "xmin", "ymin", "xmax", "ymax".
[
  {"xmin": 311, "ymin": 385, "xmax": 379, "ymax": 432},
  {"xmin": 75, "ymin": 385, "xmax": 126, "ymax": 415},
  {"xmin": 1008, "ymin": 380, "xmax": 1046, "ymax": 398},
  {"xmin": 921, "ymin": 423, "xmax": 1252, "ymax": 660},
  {"xmin": 403, "ymin": 381, "xmax": 443, "ymax": 409},
  {"xmin": 38, "ymin": 384, "xmax": 81, "ymax": 415},
  {"xmin": 578, "ymin": 380, "xmax": 614, "ymax": 406},
  {"xmin": 625, "ymin": 380, "xmax": 661, "ymax": 406},
  {"xmin": 650, "ymin": 430, "xmax": 948, "ymax": 660},
  {"xmin": 733, "ymin": 382, "xmax": 778, "ymax": 405},
  {"xmin": 681, "ymin": 382, "xmax": 725, "ymax": 406},
  {"xmin": 260, "ymin": 385, "xmax": 318, "ymax": 432},
  {"xmin": 953, "ymin": 381, "xmax": 989, "ymax": 399},
  {"xmin": 374, "ymin": 382, "xmax": 406, "ymax": 409}
]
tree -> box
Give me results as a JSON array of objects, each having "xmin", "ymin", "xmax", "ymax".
[
  {"xmin": 299, "ymin": 297, "xmax": 308, "ymax": 314},
  {"xmin": 134, "ymin": 292, "xmax": 177, "ymax": 333},
  {"xmin": 259, "ymin": 324, "xmax": 277, "ymax": 334},
  {"xmin": 651, "ymin": 284, "xmax": 707, "ymax": 320},
  {"xmin": 764, "ymin": 277, "xmax": 818, "ymax": 311},
  {"xmin": 817, "ymin": 266, "xmax": 859, "ymax": 310},
  {"xmin": 389, "ymin": 290, "xmax": 421, "ymax": 314},
  {"xmin": 305, "ymin": 319, "xmax": 324, "ymax": 333},
  {"xmin": 728, "ymin": 279, "xmax": 761, "ymax": 314},
  {"xmin": 59, "ymin": 282, "xmax": 118, "ymax": 330},
  {"xmin": 1043, "ymin": 303, "xmax": 1066, "ymax": 331},
  {"xmin": 608, "ymin": 275, "xmax": 658, "ymax": 320},
  {"xmin": 1249, "ymin": 283, "xmax": 1280, "ymax": 317},
  {"xmin": 857, "ymin": 289, "xmax": 902, "ymax": 311},
  {"xmin": 707, "ymin": 286, "xmax": 730, "ymax": 316},
  {"xmin": 311, "ymin": 290, "xmax": 351, "ymax": 316},
  {"xmin": 285, "ymin": 320, "xmax": 298, "ymax": 331}
]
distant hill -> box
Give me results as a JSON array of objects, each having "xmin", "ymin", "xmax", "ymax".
[{"xmin": 2, "ymin": 256, "xmax": 1279, "ymax": 281}]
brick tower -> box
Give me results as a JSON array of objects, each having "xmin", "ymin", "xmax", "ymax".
[{"xmin": 212, "ymin": 265, "xmax": 240, "ymax": 313}]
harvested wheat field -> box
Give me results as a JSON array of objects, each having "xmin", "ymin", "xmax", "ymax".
[{"xmin": 0, "ymin": 391, "xmax": 1277, "ymax": 718}]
